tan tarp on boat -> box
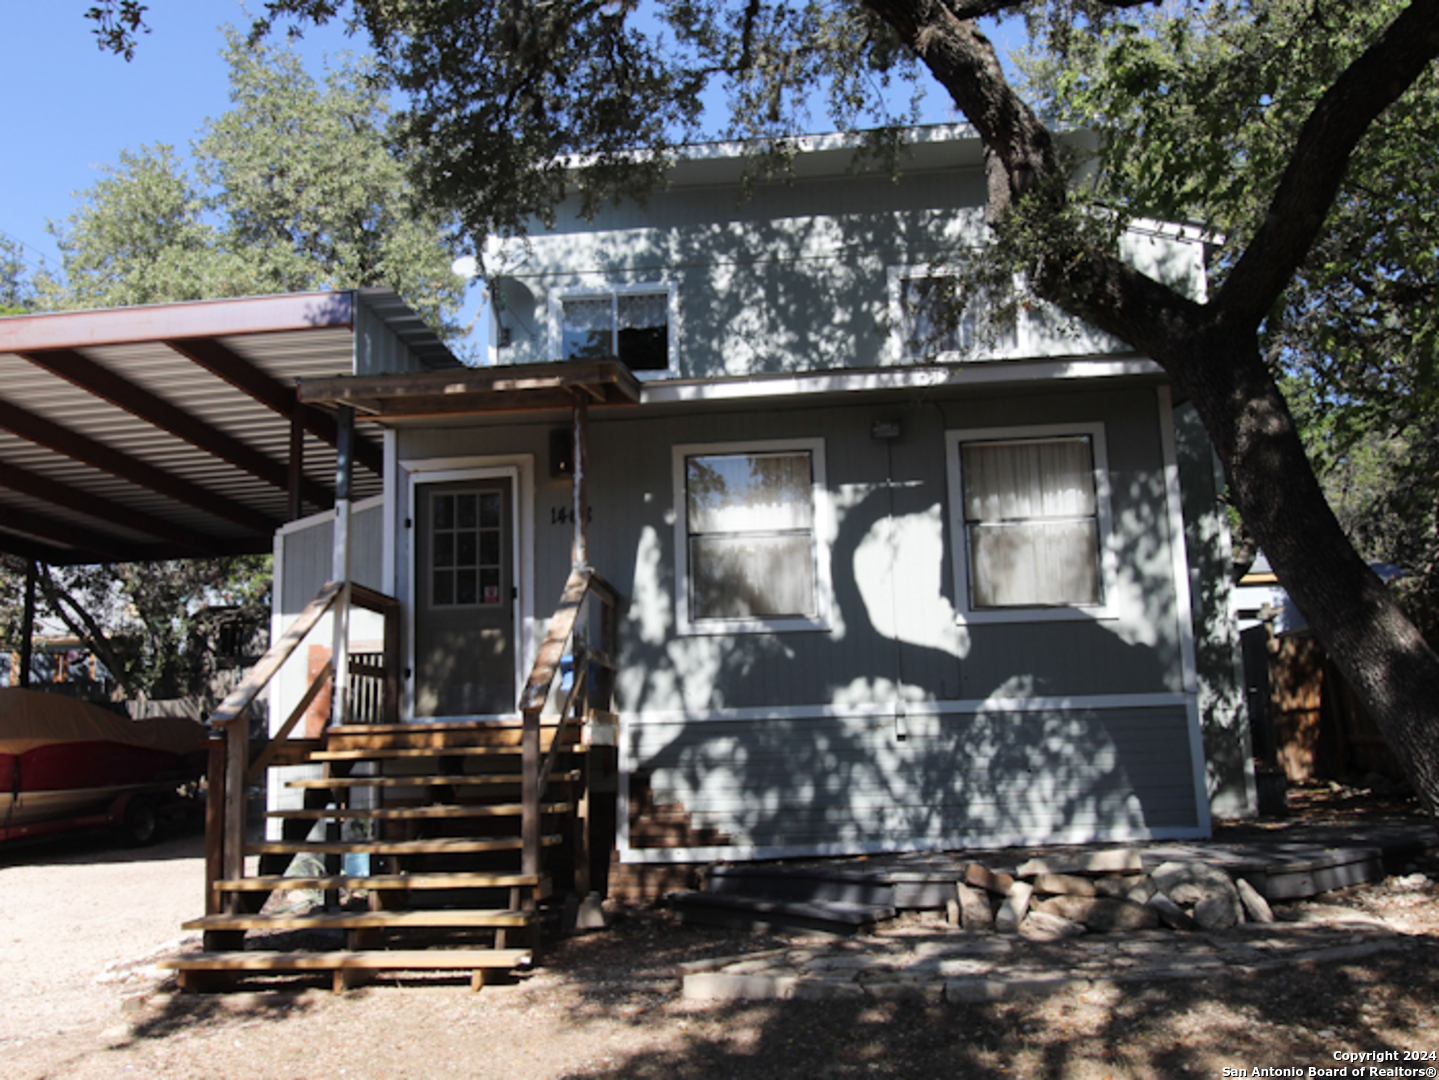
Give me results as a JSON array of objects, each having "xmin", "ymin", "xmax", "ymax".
[{"xmin": 0, "ymin": 689, "xmax": 205, "ymax": 756}]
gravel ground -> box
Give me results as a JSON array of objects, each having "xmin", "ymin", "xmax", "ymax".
[{"xmin": 3, "ymin": 797, "xmax": 1437, "ymax": 1080}]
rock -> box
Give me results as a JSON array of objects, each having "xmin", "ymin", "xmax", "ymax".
[
  {"xmin": 1017, "ymin": 849, "xmax": 1143, "ymax": 877},
  {"xmin": 1093, "ymin": 874, "xmax": 1147, "ymax": 899},
  {"xmin": 1151, "ymin": 860, "xmax": 1244, "ymax": 927},
  {"xmin": 956, "ymin": 882, "xmax": 995, "ymax": 931},
  {"xmin": 1032, "ymin": 894, "xmax": 1159, "ymax": 932},
  {"xmin": 1146, "ymin": 891, "xmax": 1197, "ymax": 930},
  {"xmin": 1020, "ymin": 910, "xmax": 1087, "ymax": 941},
  {"xmin": 1193, "ymin": 893, "xmax": 1241, "ymax": 931},
  {"xmin": 965, "ymin": 862, "xmax": 1014, "ymax": 896},
  {"xmin": 1033, "ymin": 872, "xmax": 1097, "ymax": 898},
  {"xmin": 995, "ymin": 881, "xmax": 1034, "ymax": 932},
  {"xmin": 1235, "ymin": 878, "xmax": 1274, "ymax": 924}
]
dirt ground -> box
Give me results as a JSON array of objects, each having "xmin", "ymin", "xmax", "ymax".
[{"xmin": 3, "ymin": 784, "xmax": 1437, "ymax": 1080}]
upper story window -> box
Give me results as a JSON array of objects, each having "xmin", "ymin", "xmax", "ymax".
[
  {"xmin": 672, "ymin": 437, "xmax": 833, "ymax": 635},
  {"xmin": 888, "ymin": 266, "xmax": 1017, "ymax": 362},
  {"xmin": 944, "ymin": 423, "xmax": 1116, "ymax": 623},
  {"xmin": 554, "ymin": 284, "xmax": 676, "ymax": 375}
]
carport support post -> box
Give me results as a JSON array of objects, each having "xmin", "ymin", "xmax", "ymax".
[
  {"xmin": 330, "ymin": 404, "xmax": 354, "ymax": 729},
  {"xmin": 18, "ymin": 560, "xmax": 36, "ymax": 689}
]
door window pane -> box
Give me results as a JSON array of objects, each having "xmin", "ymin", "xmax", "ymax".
[{"xmin": 431, "ymin": 488, "xmax": 504, "ymax": 607}]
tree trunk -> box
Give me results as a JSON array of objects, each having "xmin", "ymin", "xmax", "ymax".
[
  {"xmin": 1168, "ymin": 328, "xmax": 1439, "ymax": 817},
  {"xmin": 865, "ymin": 0, "xmax": 1439, "ymax": 819}
]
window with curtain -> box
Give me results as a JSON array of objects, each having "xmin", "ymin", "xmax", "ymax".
[
  {"xmin": 559, "ymin": 288, "xmax": 670, "ymax": 371},
  {"xmin": 684, "ymin": 450, "xmax": 817, "ymax": 622},
  {"xmin": 959, "ymin": 435, "xmax": 1103, "ymax": 608}
]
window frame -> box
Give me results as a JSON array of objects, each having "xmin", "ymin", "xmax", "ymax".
[
  {"xmin": 549, "ymin": 281, "xmax": 679, "ymax": 379},
  {"xmin": 944, "ymin": 422, "xmax": 1117, "ymax": 624},
  {"xmin": 886, "ymin": 264, "xmax": 1020, "ymax": 363},
  {"xmin": 672, "ymin": 437, "xmax": 834, "ymax": 636}
]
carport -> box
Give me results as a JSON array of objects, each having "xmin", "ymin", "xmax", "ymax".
[{"xmin": 0, "ymin": 288, "xmax": 458, "ymax": 684}]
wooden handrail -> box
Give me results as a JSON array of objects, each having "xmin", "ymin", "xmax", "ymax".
[
  {"xmin": 247, "ymin": 659, "xmax": 332, "ymax": 784},
  {"xmin": 210, "ymin": 580, "xmax": 342, "ymax": 727},
  {"xmin": 518, "ymin": 569, "xmax": 593, "ymax": 714},
  {"xmin": 519, "ymin": 566, "xmax": 621, "ymax": 886}
]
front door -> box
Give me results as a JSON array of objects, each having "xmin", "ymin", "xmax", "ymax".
[{"xmin": 414, "ymin": 478, "xmax": 515, "ymax": 717}]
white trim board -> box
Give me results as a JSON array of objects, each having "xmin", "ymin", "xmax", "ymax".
[
  {"xmin": 619, "ymin": 690, "xmax": 1193, "ymax": 727},
  {"xmin": 641, "ymin": 357, "xmax": 1163, "ymax": 406},
  {"xmin": 618, "ymin": 823, "xmax": 1212, "ymax": 866},
  {"xmin": 274, "ymin": 494, "xmax": 384, "ymax": 537}
]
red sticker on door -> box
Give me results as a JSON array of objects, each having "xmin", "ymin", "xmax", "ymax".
[{"xmin": 483, "ymin": 585, "xmax": 499, "ymax": 604}]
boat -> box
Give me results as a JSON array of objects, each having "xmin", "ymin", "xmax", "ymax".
[{"xmin": 1, "ymin": 688, "xmax": 208, "ymax": 845}]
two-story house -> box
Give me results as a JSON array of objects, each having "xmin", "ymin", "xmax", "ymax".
[{"xmin": 269, "ymin": 124, "xmax": 1255, "ymax": 894}]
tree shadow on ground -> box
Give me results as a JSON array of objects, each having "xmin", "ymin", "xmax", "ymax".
[{"xmin": 539, "ymin": 909, "xmax": 1439, "ymax": 1079}]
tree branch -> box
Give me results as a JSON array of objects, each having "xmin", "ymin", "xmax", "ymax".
[
  {"xmin": 1217, "ymin": 0, "xmax": 1439, "ymax": 328},
  {"xmin": 35, "ymin": 565, "xmax": 133, "ymax": 695}
]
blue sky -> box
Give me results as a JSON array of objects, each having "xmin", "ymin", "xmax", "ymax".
[
  {"xmin": 0, "ymin": 2, "xmax": 355, "ymax": 275},
  {"xmin": 1, "ymin": 5, "xmax": 1019, "ymax": 296}
]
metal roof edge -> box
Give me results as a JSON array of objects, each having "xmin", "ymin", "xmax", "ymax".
[{"xmin": 0, "ymin": 291, "xmax": 356, "ymax": 353}]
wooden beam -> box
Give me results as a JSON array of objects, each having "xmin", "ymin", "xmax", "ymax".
[
  {"xmin": 295, "ymin": 359, "xmax": 643, "ymax": 420},
  {"xmin": 0, "ymin": 529, "xmax": 93, "ymax": 565},
  {"xmin": 20, "ymin": 348, "xmax": 332, "ymax": 508},
  {"xmin": 0, "ymin": 397, "xmax": 277, "ymax": 534},
  {"xmin": 0, "ymin": 502, "xmax": 139, "ymax": 562},
  {"xmin": 247, "ymin": 660, "xmax": 332, "ymax": 783},
  {"xmin": 166, "ymin": 336, "xmax": 383, "ymax": 475},
  {"xmin": 0, "ymin": 456, "xmax": 224, "ymax": 555}
]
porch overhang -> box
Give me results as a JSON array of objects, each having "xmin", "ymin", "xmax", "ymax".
[{"xmin": 295, "ymin": 359, "xmax": 643, "ymax": 421}]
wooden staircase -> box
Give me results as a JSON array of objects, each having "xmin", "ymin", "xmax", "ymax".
[{"xmin": 162, "ymin": 569, "xmax": 619, "ymax": 993}]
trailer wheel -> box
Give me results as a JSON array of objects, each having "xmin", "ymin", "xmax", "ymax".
[{"xmin": 119, "ymin": 796, "xmax": 159, "ymax": 847}]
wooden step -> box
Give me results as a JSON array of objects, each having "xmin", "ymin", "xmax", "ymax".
[
  {"xmin": 266, "ymin": 802, "xmax": 572, "ymax": 821},
  {"xmin": 310, "ymin": 745, "xmax": 584, "ymax": 762},
  {"xmin": 160, "ymin": 948, "xmax": 532, "ymax": 993},
  {"xmin": 326, "ymin": 722, "xmax": 567, "ymax": 751},
  {"xmin": 215, "ymin": 872, "xmax": 548, "ymax": 893},
  {"xmin": 183, "ymin": 909, "xmax": 532, "ymax": 932},
  {"xmin": 284, "ymin": 771, "xmax": 581, "ymax": 790},
  {"xmin": 328, "ymin": 720, "xmax": 542, "ymax": 735},
  {"xmin": 247, "ymin": 835, "xmax": 562, "ymax": 856}
]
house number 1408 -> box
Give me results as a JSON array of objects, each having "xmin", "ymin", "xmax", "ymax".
[{"xmin": 550, "ymin": 506, "xmax": 593, "ymax": 524}]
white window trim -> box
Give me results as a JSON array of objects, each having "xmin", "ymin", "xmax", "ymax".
[
  {"xmin": 549, "ymin": 280, "xmax": 679, "ymax": 380},
  {"xmin": 886, "ymin": 264, "xmax": 1022, "ymax": 364},
  {"xmin": 944, "ymin": 422, "xmax": 1118, "ymax": 624},
  {"xmin": 672, "ymin": 436, "xmax": 834, "ymax": 636}
]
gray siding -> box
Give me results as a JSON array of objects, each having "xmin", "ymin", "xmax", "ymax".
[
  {"xmin": 400, "ymin": 384, "xmax": 1186, "ymax": 710},
  {"xmin": 279, "ymin": 501, "xmax": 385, "ymax": 619},
  {"xmin": 627, "ymin": 704, "xmax": 1199, "ymax": 852},
  {"xmin": 498, "ymin": 166, "xmax": 1202, "ymax": 378}
]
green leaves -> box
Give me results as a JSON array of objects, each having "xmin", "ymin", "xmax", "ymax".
[{"xmin": 45, "ymin": 28, "xmax": 464, "ymax": 339}]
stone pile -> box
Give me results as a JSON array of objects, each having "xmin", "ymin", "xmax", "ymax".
[{"xmin": 946, "ymin": 848, "xmax": 1275, "ymax": 940}]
